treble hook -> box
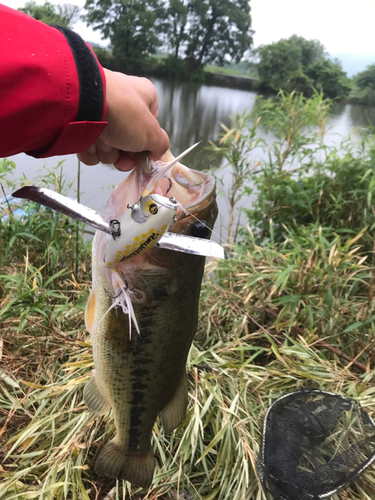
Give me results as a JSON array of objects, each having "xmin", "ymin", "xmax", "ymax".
[
  {"xmin": 163, "ymin": 176, "xmax": 172, "ymax": 196},
  {"xmin": 104, "ymin": 287, "xmax": 122, "ymax": 299}
]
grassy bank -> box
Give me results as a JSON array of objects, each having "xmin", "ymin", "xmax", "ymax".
[
  {"xmin": 93, "ymin": 48, "xmax": 257, "ymax": 84},
  {"xmin": 1, "ymin": 92, "xmax": 375, "ymax": 499},
  {"xmin": 204, "ymin": 63, "xmax": 257, "ymax": 79}
]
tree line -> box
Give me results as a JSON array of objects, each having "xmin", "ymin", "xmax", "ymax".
[
  {"xmin": 20, "ymin": 0, "xmax": 253, "ymax": 75},
  {"xmin": 19, "ymin": 1, "xmax": 375, "ymax": 103},
  {"xmin": 254, "ymin": 35, "xmax": 375, "ymax": 104},
  {"xmin": 255, "ymin": 35, "xmax": 351, "ymax": 100}
]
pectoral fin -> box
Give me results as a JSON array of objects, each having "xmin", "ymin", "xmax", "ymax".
[
  {"xmin": 84, "ymin": 290, "xmax": 96, "ymax": 334},
  {"xmin": 160, "ymin": 371, "xmax": 189, "ymax": 434},
  {"xmin": 83, "ymin": 372, "xmax": 111, "ymax": 415}
]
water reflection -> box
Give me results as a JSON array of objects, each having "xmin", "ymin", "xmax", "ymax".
[
  {"xmin": 348, "ymin": 103, "xmax": 375, "ymax": 128},
  {"xmin": 329, "ymin": 102, "xmax": 347, "ymax": 118},
  {"xmin": 152, "ymin": 78, "xmax": 257, "ymax": 170}
]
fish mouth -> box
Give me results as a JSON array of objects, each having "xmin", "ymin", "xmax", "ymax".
[
  {"xmin": 167, "ymin": 162, "xmax": 216, "ymax": 220},
  {"xmin": 104, "ymin": 151, "xmax": 215, "ymax": 225}
]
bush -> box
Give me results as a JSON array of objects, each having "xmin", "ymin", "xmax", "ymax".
[
  {"xmin": 210, "ymin": 91, "xmax": 375, "ymax": 249},
  {"xmin": 0, "ymin": 162, "xmax": 90, "ymax": 280},
  {"xmin": 152, "ymin": 55, "xmax": 206, "ymax": 82}
]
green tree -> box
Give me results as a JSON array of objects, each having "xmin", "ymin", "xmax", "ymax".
[
  {"xmin": 84, "ymin": 0, "xmax": 164, "ymax": 73},
  {"xmin": 288, "ymin": 35, "xmax": 326, "ymax": 68},
  {"xmin": 256, "ymin": 39, "xmax": 313, "ymax": 94},
  {"xmin": 305, "ymin": 59, "xmax": 352, "ymax": 99},
  {"xmin": 163, "ymin": 0, "xmax": 189, "ymax": 59},
  {"xmin": 256, "ymin": 36, "xmax": 350, "ymax": 100},
  {"xmin": 353, "ymin": 64, "xmax": 375, "ymax": 105},
  {"xmin": 185, "ymin": 0, "xmax": 253, "ymax": 67},
  {"xmin": 19, "ymin": 1, "xmax": 80, "ymax": 27},
  {"xmin": 356, "ymin": 64, "xmax": 375, "ymax": 89}
]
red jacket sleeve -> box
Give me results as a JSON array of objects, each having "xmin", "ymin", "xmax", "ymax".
[{"xmin": 0, "ymin": 4, "xmax": 107, "ymax": 158}]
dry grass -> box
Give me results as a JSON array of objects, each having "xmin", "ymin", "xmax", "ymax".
[
  {"xmin": 2, "ymin": 100, "xmax": 375, "ymax": 498},
  {"xmin": 2, "ymin": 228, "xmax": 375, "ymax": 499}
]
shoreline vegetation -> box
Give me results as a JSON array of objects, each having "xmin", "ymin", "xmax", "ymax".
[
  {"xmin": 93, "ymin": 46, "xmax": 375, "ymax": 106},
  {"xmin": 2, "ymin": 92, "xmax": 375, "ymax": 499}
]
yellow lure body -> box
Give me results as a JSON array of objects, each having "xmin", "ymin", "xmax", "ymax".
[{"xmin": 103, "ymin": 194, "xmax": 177, "ymax": 268}]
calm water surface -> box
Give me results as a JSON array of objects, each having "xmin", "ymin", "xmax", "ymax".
[{"xmin": 4, "ymin": 78, "xmax": 375, "ymax": 238}]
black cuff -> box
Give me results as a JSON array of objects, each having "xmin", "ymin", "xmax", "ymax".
[{"xmin": 52, "ymin": 25, "xmax": 104, "ymax": 122}]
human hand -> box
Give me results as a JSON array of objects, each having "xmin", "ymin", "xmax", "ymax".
[{"xmin": 77, "ymin": 69, "xmax": 169, "ymax": 170}]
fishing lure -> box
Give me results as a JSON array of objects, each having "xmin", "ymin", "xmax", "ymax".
[{"xmin": 103, "ymin": 194, "xmax": 178, "ymax": 268}]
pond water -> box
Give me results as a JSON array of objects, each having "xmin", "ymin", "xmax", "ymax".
[{"xmin": 3, "ymin": 78, "xmax": 375, "ymax": 239}]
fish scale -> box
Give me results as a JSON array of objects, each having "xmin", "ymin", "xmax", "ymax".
[{"xmin": 84, "ymin": 150, "xmax": 218, "ymax": 488}]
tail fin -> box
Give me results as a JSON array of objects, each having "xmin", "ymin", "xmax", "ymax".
[{"xmin": 95, "ymin": 440, "xmax": 155, "ymax": 489}]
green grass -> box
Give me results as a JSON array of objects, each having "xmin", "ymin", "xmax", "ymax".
[
  {"xmin": 203, "ymin": 65, "xmax": 255, "ymax": 79},
  {"xmin": 204, "ymin": 64, "xmax": 251, "ymax": 78},
  {"xmin": 2, "ymin": 236, "xmax": 375, "ymax": 499}
]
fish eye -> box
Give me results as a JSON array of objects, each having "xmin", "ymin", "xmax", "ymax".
[
  {"xmin": 191, "ymin": 221, "xmax": 210, "ymax": 238},
  {"xmin": 145, "ymin": 202, "xmax": 158, "ymax": 215}
]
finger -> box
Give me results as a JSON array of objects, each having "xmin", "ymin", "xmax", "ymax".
[
  {"xmin": 96, "ymin": 139, "xmax": 120, "ymax": 165},
  {"xmin": 130, "ymin": 76, "xmax": 159, "ymax": 111},
  {"xmin": 113, "ymin": 151, "xmax": 137, "ymax": 171},
  {"xmin": 149, "ymin": 93, "xmax": 159, "ymax": 118},
  {"xmin": 77, "ymin": 144, "xmax": 101, "ymax": 166},
  {"xmin": 145, "ymin": 120, "xmax": 170, "ymax": 161},
  {"xmin": 147, "ymin": 86, "xmax": 159, "ymax": 117}
]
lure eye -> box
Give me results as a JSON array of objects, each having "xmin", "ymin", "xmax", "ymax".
[
  {"xmin": 191, "ymin": 221, "xmax": 210, "ymax": 238},
  {"xmin": 145, "ymin": 202, "xmax": 158, "ymax": 215}
]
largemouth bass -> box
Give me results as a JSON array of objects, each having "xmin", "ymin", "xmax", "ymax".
[{"xmin": 84, "ymin": 151, "xmax": 218, "ymax": 488}]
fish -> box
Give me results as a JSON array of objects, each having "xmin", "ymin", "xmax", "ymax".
[{"xmin": 84, "ymin": 150, "xmax": 218, "ymax": 488}]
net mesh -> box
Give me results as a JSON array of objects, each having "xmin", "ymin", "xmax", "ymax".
[{"xmin": 257, "ymin": 390, "xmax": 375, "ymax": 500}]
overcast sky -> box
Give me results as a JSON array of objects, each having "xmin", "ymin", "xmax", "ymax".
[
  {"xmin": 3, "ymin": 0, "xmax": 375, "ymax": 56},
  {"xmin": 251, "ymin": 0, "xmax": 375, "ymax": 55}
]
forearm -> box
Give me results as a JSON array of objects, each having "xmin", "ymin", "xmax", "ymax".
[{"xmin": 0, "ymin": 4, "xmax": 107, "ymax": 158}]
